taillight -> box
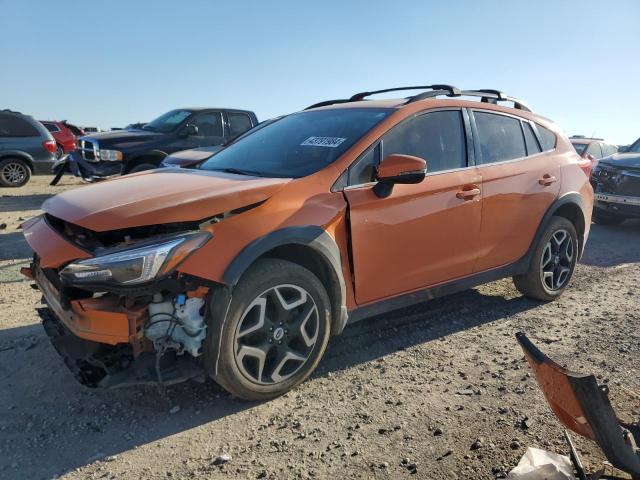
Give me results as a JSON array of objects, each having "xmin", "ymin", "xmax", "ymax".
[
  {"xmin": 42, "ymin": 139, "xmax": 57, "ymax": 154},
  {"xmin": 577, "ymin": 157, "xmax": 595, "ymax": 177}
]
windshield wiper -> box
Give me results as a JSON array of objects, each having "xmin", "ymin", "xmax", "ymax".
[{"xmin": 220, "ymin": 167, "xmax": 265, "ymax": 177}]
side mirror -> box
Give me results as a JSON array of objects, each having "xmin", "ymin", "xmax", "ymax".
[
  {"xmin": 180, "ymin": 124, "xmax": 199, "ymax": 137},
  {"xmin": 373, "ymin": 154, "xmax": 427, "ymax": 198},
  {"xmin": 586, "ymin": 153, "xmax": 596, "ymax": 162}
]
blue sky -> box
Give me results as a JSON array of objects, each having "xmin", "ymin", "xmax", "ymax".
[{"xmin": 1, "ymin": 0, "xmax": 638, "ymax": 144}]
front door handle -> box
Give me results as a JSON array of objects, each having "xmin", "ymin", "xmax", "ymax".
[
  {"xmin": 456, "ymin": 185, "xmax": 481, "ymax": 200},
  {"xmin": 538, "ymin": 174, "xmax": 557, "ymax": 186}
]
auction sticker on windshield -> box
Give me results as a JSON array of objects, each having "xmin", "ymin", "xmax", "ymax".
[{"xmin": 301, "ymin": 137, "xmax": 347, "ymax": 148}]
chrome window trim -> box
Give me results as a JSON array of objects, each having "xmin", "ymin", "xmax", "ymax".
[{"xmin": 470, "ymin": 109, "xmax": 556, "ymax": 166}]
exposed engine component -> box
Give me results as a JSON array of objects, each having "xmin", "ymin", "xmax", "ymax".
[{"xmin": 145, "ymin": 293, "xmax": 207, "ymax": 357}]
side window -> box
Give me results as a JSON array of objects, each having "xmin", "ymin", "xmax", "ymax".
[
  {"xmin": 602, "ymin": 144, "xmax": 617, "ymax": 157},
  {"xmin": 586, "ymin": 142, "xmax": 603, "ymax": 159},
  {"xmin": 382, "ymin": 110, "xmax": 466, "ymax": 173},
  {"xmin": 522, "ymin": 122, "xmax": 541, "ymax": 156},
  {"xmin": 536, "ymin": 124, "xmax": 557, "ymax": 151},
  {"xmin": 228, "ymin": 112, "xmax": 253, "ymax": 140},
  {"xmin": 189, "ymin": 111, "xmax": 223, "ymax": 138},
  {"xmin": 0, "ymin": 114, "xmax": 40, "ymax": 137},
  {"xmin": 348, "ymin": 143, "xmax": 380, "ymax": 185},
  {"xmin": 474, "ymin": 112, "xmax": 526, "ymax": 164},
  {"xmin": 43, "ymin": 123, "xmax": 60, "ymax": 133}
]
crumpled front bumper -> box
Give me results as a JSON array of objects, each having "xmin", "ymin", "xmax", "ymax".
[
  {"xmin": 38, "ymin": 306, "xmax": 203, "ymax": 388},
  {"xmin": 67, "ymin": 151, "xmax": 122, "ymax": 181},
  {"xmin": 21, "ymin": 215, "xmax": 206, "ymax": 388}
]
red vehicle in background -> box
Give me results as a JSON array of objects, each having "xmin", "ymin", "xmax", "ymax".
[{"xmin": 40, "ymin": 121, "xmax": 83, "ymax": 158}]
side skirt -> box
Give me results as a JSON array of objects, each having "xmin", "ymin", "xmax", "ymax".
[{"xmin": 347, "ymin": 260, "xmax": 527, "ymax": 324}]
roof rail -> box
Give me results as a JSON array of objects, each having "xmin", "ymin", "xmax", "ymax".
[
  {"xmin": 304, "ymin": 99, "xmax": 351, "ymax": 110},
  {"xmin": 305, "ymin": 85, "xmax": 532, "ymax": 112},
  {"xmin": 349, "ymin": 84, "xmax": 461, "ymax": 101},
  {"xmin": 461, "ymin": 90, "xmax": 532, "ymax": 112}
]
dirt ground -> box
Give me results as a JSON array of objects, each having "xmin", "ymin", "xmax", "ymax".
[{"xmin": 1, "ymin": 176, "xmax": 638, "ymax": 480}]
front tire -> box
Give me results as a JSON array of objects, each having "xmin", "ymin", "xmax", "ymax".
[
  {"xmin": 0, "ymin": 158, "xmax": 31, "ymax": 187},
  {"xmin": 56, "ymin": 144, "xmax": 64, "ymax": 159},
  {"xmin": 212, "ymin": 259, "xmax": 331, "ymax": 400},
  {"xmin": 513, "ymin": 216, "xmax": 578, "ymax": 302}
]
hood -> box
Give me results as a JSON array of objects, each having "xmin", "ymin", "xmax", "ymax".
[
  {"xmin": 599, "ymin": 152, "xmax": 640, "ymax": 170},
  {"xmin": 43, "ymin": 169, "xmax": 291, "ymax": 232},
  {"xmin": 162, "ymin": 146, "xmax": 223, "ymax": 167},
  {"xmin": 82, "ymin": 129, "xmax": 163, "ymax": 150}
]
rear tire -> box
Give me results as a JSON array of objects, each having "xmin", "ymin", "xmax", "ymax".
[
  {"xmin": 0, "ymin": 158, "xmax": 31, "ymax": 187},
  {"xmin": 127, "ymin": 163, "xmax": 157, "ymax": 174},
  {"xmin": 513, "ymin": 216, "xmax": 578, "ymax": 302},
  {"xmin": 592, "ymin": 211, "xmax": 625, "ymax": 226},
  {"xmin": 212, "ymin": 259, "xmax": 331, "ymax": 401}
]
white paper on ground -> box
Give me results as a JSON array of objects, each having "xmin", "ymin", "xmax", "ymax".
[{"xmin": 507, "ymin": 447, "xmax": 576, "ymax": 480}]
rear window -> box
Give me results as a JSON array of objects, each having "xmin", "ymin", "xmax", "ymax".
[
  {"xmin": 0, "ymin": 114, "xmax": 40, "ymax": 137},
  {"xmin": 572, "ymin": 142, "xmax": 588, "ymax": 155},
  {"xmin": 228, "ymin": 112, "xmax": 254, "ymax": 139},
  {"xmin": 536, "ymin": 124, "xmax": 557, "ymax": 151},
  {"xmin": 200, "ymin": 108, "xmax": 391, "ymax": 178},
  {"xmin": 43, "ymin": 122, "xmax": 60, "ymax": 133},
  {"xmin": 474, "ymin": 111, "xmax": 526, "ymax": 164}
]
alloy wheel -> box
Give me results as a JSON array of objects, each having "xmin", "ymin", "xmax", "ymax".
[
  {"xmin": 233, "ymin": 284, "xmax": 319, "ymax": 385},
  {"xmin": 1, "ymin": 162, "xmax": 28, "ymax": 185},
  {"xmin": 540, "ymin": 229, "xmax": 574, "ymax": 291}
]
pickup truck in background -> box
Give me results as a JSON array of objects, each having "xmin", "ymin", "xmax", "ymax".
[{"xmin": 58, "ymin": 108, "xmax": 257, "ymax": 182}]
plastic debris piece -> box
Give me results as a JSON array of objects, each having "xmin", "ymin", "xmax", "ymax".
[{"xmin": 508, "ymin": 447, "xmax": 575, "ymax": 480}]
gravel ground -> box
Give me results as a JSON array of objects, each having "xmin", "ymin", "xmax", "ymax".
[{"xmin": 1, "ymin": 176, "xmax": 638, "ymax": 480}]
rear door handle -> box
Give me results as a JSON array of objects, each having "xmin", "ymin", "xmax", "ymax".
[
  {"xmin": 538, "ymin": 174, "xmax": 557, "ymax": 186},
  {"xmin": 456, "ymin": 186, "xmax": 481, "ymax": 200}
]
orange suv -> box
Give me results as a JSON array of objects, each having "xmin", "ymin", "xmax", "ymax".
[{"xmin": 21, "ymin": 85, "xmax": 593, "ymax": 399}]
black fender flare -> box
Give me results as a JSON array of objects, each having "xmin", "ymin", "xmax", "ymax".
[
  {"xmin": 204, "ymin": 226, "xmax": 349, "ymax": 378},
  {"xmin": 223, "ymin": 225, "xmax": 348, "ymax": 332},
  {"xmin": 519, "ymin": 192, "xmax": 587, "ymax": 272}
]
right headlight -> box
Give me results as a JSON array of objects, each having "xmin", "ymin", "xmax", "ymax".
[
  {"xmin": 60, "ymin": 231, "xmax": 210, "ymax": 286},
  {"xmin": 99, "ymin": 149, "xmax": 123, "ymax": 161}
]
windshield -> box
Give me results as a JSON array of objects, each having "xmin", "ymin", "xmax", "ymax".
[
  {"xmin": 572, "ymin": 142, "xmax": 588, "ymax": 155},
  {"xmin": 200, "ymin": 108, "xmax": 391, "ymax": 178},
  {"xmin": 143, "ymin": 109, "xmax": 192, "ymax": 133},
  {"xmin": 628, "ymin": 137, "xmax": 640, "ymax": 153}
]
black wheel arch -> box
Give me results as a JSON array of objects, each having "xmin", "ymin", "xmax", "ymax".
[
  {"xmin": 520, "ymin": 192, "xmax": 587, "ymax": 272},
  {"xmin": 204, "ymin": 226, "xmax": 349, "ymax": 380},
  {"xmin": 222, "ymin": 226, "xmax": 349, "ymax": 336}
]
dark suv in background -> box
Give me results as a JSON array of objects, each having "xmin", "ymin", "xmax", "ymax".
[
  {"xmin": 590, "ymin": 135, "xmax": 640, "ymax": 225},
  {"xmin": 0, "ymin": 109, "xmax": 57, "ymax": 187},
  {"xmin": 64, "ymin": 108, "xmax": 257, "ymax": 181}
]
